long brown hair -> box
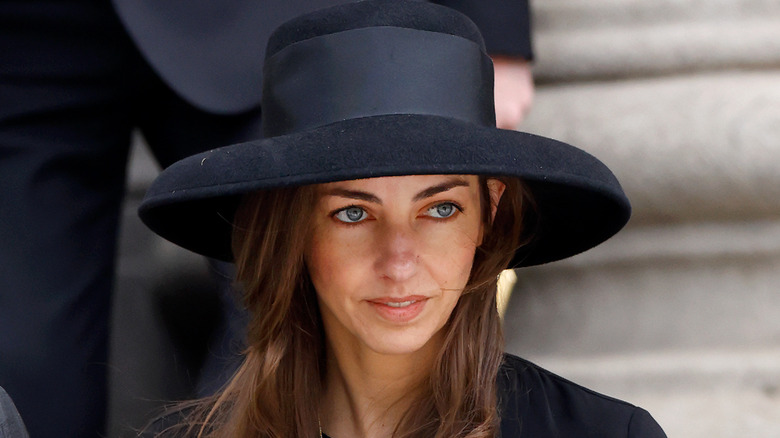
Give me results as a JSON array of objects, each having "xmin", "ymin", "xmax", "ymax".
[{"xmin": 155, "ymin": 176, "xmax": 529, "ymax": 438}]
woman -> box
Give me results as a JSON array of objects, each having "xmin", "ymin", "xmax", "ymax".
[{"xmin": 139, "ymin": 1, "xmax": 666, "ymax": 436}]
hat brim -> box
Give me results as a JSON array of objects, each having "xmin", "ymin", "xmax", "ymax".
[{"xmin": 139, "ymin": 114, "xmax": 630, "ymax": 267}]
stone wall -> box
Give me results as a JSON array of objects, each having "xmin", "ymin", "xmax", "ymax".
[{"xmin": 503, "ymin": 1, "xmax": 780, "ymax": 436}]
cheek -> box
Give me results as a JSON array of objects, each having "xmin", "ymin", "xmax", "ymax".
[
  {"xmin": 422, "ymin": 221, "xmax": 481, "ymax": 288},
  {"xmin": 305, "ymin": 226, "xmax": 368, "ymax": 295},
  {"xmin": 306, "ymin": 237, "xmax": 340, "ymax": 290}
]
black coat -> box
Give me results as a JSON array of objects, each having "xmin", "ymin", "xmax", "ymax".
[
  {"xmin": 496, "ymin": 354, "xmax": 666, "ymax": 437},
  {"xmin": 321, "ymin": 354, "xmax": 667, "ymax": 437},
  {"xmin": 111, "ymin": 0, "xmax": 533, "ymax": 114}
]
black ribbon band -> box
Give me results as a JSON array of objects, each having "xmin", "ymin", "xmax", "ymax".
[{"xmin": 261, "ymin": 26, "xmax": 495, "ymax": 137}]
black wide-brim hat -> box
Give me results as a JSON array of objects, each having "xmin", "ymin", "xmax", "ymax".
[{"xmin": 139, "ymin": 0, "xmax": 631, "ymax": 268}]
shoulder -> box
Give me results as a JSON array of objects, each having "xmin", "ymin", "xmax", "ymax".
[{"xmin": 497, "ymin": 354, "xmax": 667, "ymax": 438}]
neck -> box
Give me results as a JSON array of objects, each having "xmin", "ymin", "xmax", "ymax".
[{"xmin": 320, "ymin": 333, "xmax": 443, "ymax": 438}]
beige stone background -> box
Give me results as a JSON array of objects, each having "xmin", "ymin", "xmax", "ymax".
[
  {"xmin": 503, "ymin": 0, "xmax": 780, "ymax": 436},
  {"xmin": 109, "ymin": 0, "xmax": 780, "ymax": 436}
]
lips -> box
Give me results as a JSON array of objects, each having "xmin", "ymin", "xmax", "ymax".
[
  {"xmin": 366, "ymin": 296, "xmax": 429, "ymax": 323},
  {"xmin": 384, "ymin": 300, "xmax": 416, "ymax": 308}
]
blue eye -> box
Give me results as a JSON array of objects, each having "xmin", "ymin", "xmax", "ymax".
[
  {"xmin": 334, "ymin": 206, "xmax": 367, "ymax": 223},
  {"xmin": 426, "ymin": 202, "xmax": 458, "ymax": 219}
]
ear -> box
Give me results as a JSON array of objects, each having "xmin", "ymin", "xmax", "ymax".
[{"xmin": 486, "ymin": 179, "xmax": 506, "ymax": 222}]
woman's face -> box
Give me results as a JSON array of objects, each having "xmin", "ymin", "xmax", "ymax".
[{"xmin": 305, "ymin": 174, "xmax": 503, "ymax": 357}]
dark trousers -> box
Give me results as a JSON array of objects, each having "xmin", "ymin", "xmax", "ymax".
[{"xmin": 0, "ymin": 1, "xmax": 260, "ymax": 436}]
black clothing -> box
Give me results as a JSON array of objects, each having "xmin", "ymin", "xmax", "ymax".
[
  {"xmin": 112, "ymin": 0, "xmax": 533, "ymax": 114},
  {"xmin": 0, "ymin": 3, "xmax": 262, "ymax": 437},
  {"xmin": 321, "ymin": 355, "xmax": 666, "ymax": 437},
  {"xmin": 496, "ymin": 354, "xmax": 666, "ymax": 437}
]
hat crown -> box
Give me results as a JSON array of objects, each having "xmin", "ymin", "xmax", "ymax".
[
  {"xmin": 265, "ymin": 0, "xmax": 486, "ymax": 60},
  {"xmin": 260, "ymin": 0, "xmax": 496, "ymax": 138}
]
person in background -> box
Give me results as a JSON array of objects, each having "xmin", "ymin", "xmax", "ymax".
[
  {"xmin": 138, "ymin": 1, "xmax": 665, "ymax": 437},
  {"xmin": 0, "ymin": 1, "xmax": 534, "ymax": 436}
]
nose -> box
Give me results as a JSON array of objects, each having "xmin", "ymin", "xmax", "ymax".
[{"xmin": 374, "ymin": 223, "xmax": 418, "ymax": 283}]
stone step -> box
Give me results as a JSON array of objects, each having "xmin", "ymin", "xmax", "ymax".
[
  {"xmin": 503, "ymin": 219, "xmax": 780, "ymax": 355},
  {"xmin": 535, "ymin": 0, "xmax": 780, "ymax": 29},
  {"xmin": 520, "ymin": 70, "xmax": 780, "ymax": 223},
  {"xmin": 532, "ymin": 0, "xmax": 780, "ymax": 81}
]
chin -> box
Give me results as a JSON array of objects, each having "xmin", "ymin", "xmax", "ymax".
[
  {"xmin": 369, "ymin": 342, "xmax": 427, "ymax": 356},
  {"xmin": 363, "ymin": 327, "xmax": 443, "ymax": 357}
]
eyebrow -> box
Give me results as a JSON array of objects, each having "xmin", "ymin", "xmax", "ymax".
[
  {"xmin": 412, "ymin": 177, "xmax": 471, "ymax": 202},
  {"xmin": 324, "ymin": 188, "xmax": 382, "ymax": 204},
  {"xmin": 323, "ymin": 177, "xmax": 472, "ymax": 204}
]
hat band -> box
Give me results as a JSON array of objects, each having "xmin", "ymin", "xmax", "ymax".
[{"xmin": 261, "ymin": 26, "xmax": 496, "ymax": 137}]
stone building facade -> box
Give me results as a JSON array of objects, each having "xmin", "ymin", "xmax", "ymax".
[{"xmin": 504, "ymin": 1, "xmax": 780, "ymax": 436}]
